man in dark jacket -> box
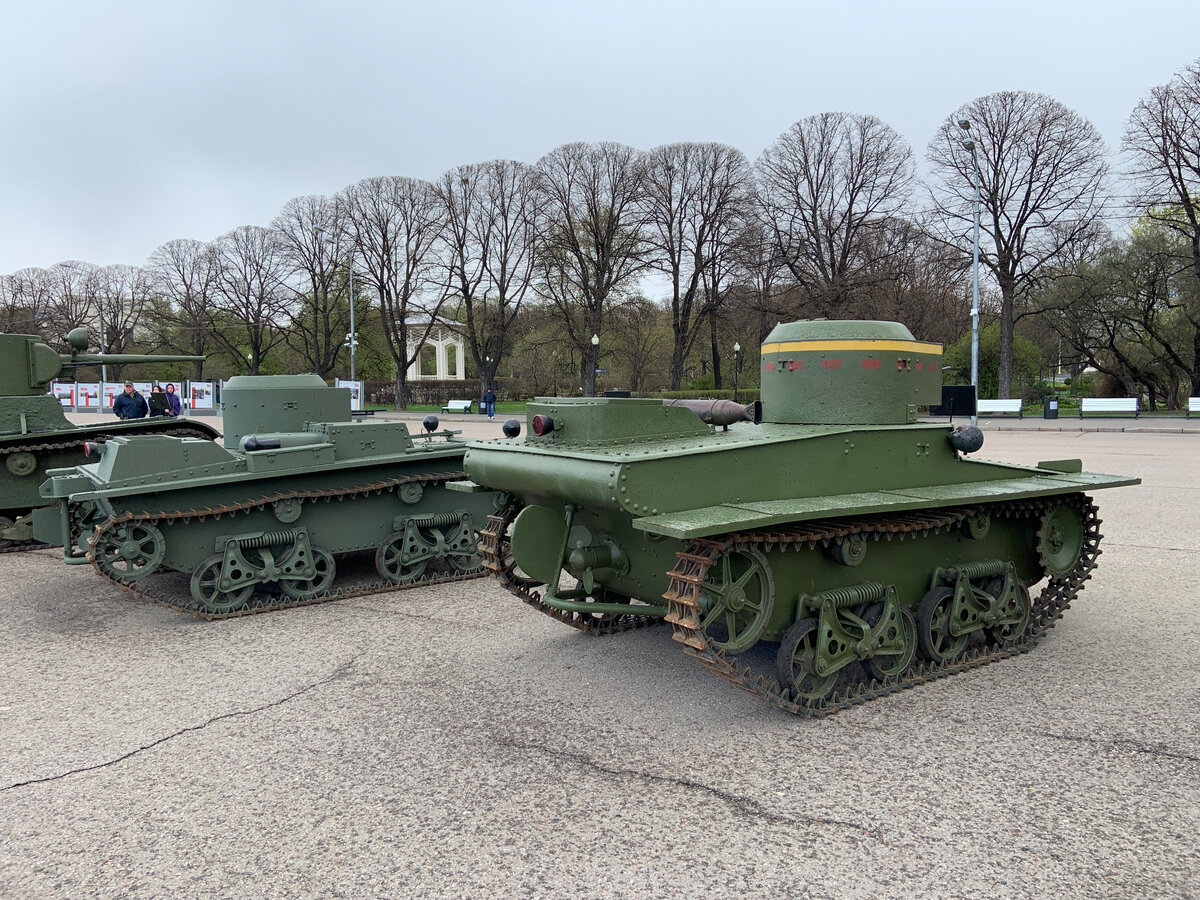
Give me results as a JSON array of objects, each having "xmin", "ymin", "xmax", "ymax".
[{"xmin": 113, "ymin": 382, "xmax": 148, "ymax": 419}]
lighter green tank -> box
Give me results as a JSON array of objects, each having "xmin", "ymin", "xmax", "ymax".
[
  {"xmin": 37, "ymin": 375, "xmax": 503, "ymax": 617},
  {"xmin": 0, "ymin": 328, "xmax": 218, "ymax": 549},
  {"xmin": 460, "ymin": 320, "xmax": 1139, "ymax": 717}
]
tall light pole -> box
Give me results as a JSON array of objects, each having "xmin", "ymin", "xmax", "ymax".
[
  {"xmin": 316, "ymin": 227, "xmax": 357, "ymax": 382},
  {"xmin": 733, "ymin": 342, "xmax": 740, "ymax": 403},
  {"xmin": 590, "ymin": 333, "xmax": 599, "ymax": 396},
  {"xmin": 346, "ymin": 250, "xmax": 357, "ymax": 383},
  {"xmin": 958, "ymin": 118, "xmax": 982, "ymax": 426}
]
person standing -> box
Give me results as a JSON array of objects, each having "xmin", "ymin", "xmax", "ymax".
[
  {"xmin": 484, "ymin": 386, "xmax": 497, "ymax": 420},
  {"xmin": 148, "ymin": 385, "xmax": 171, "ymax": 417},
  {"xmin": 164, "ymin": 383, "xmax": 182, "ymax": 417},
  {"xmin": 113, "ymin": 382, "xmax": 148, "ymax": 419}
]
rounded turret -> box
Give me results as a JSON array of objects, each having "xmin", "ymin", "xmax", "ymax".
[{"xmin": 760, "ymin": 320, "xmax": 943, "ymax": 425}]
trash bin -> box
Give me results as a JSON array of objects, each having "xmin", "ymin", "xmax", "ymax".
[{"xmin": 1044, "ymin": 399, "xmax": 1059, "ymax": 420}]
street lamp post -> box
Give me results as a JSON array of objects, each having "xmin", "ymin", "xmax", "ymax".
[
  {"xmin": 590, "ymin": 333, "xmax": 599, "ymax": 396},
  {"xmin": 346, "ymin": 252, "xmax": 357, "ymax": 383},
  {"xmin": 733, "ymin": 342, "xmax": 740, "ymax": 403},
  {"xmin": 958, "ymin": 118, "xmax": 983, "ymax": 427},
  {"xmin": 316, "ymin": 227, "xmax": 357, "ymax": 382}
]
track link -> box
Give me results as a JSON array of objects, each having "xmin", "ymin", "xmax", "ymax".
[{"xmin": 86, "ymin": 470, "xmax": 487, "ymax": 619}]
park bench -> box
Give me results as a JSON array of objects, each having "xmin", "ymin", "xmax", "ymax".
[
  {"xmin": 1187, "ymin": 397, "xmax": 1200, "ymax": 418},
  {"xmin": 1079, "ymin": 397, "xmax": 1139, "ymax": 418},
  {"xmin": 441, "ymin": 399, "xmax": 474, "ymax": 414},
  {"xmin": 976, "ymin": 399, "xmax": 1023, "ymax": 418}
]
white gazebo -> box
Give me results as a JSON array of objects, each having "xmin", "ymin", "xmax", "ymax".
[{"xmin": 406, "ymin": 322, "xmax": 467, "ymax": 381}]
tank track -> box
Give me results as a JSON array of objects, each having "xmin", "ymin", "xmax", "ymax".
[
  {"xmin": 85, "ymin": 470, "xmax": 487, "ymax": 620},
  {"xmin": 479, "ymin": 504, "xmax": 663, "ymax": 636},
  {"xmin": 481, "ymin": 495, "xmax": 1101, "ymax": 715},
  {"xmin": 0, "ymin": 423, "xmax": 218, "ymax": 553}
]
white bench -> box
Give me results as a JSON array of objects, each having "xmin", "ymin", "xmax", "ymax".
[
  {"xmin": 441, "ymin": 400, "xmax": 474, "ymax": 414},
  {"xmin": 1080, "ymin": 397, "xmax": 1139, "ymax": 418},
  {"xmin": 1187, "ymin": 397, "xmax": 1200, "ymax": 418},
  {"xmin": 977, "ymin": 399, "xmax": 1023, "ymax": 417}
]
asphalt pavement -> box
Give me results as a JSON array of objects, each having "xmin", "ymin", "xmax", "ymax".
[{"xmin": 0, "ymin": 430, "xmax": 1196, "ymax": 899}]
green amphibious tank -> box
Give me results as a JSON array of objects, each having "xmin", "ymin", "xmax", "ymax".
[
  {"xmin": 37, "ymin": 374, "xmax": 502, "ymax": 617},
  {"xmin": 0, "ymin": 327, "xmax": 218, "ymax": 550},
  {"xmin": 460, "ymin": 320, "xmax": 1139, "ymax": 717}
]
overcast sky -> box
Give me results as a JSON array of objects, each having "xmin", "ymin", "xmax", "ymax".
[{"xmin": 1, "ymin": 0, "xmax": 1197, "ymax": 276}]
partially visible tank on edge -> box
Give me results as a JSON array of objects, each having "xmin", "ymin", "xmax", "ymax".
[
  {"xmin": 460, "ymin": 320, "xmax": 1140, "ymax": 717},
  {"xmin": 0, "ymin": 327, "xmax": 218, "ymax": 549},
  {"xmin": 36, "ymin": 374, "xmax": 503, "ymax": 618}
]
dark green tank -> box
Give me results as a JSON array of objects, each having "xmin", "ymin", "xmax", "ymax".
[
  {"xmin": 37, "ymin": 375, "xmax": 504, "ymax": 618},
  {"xmin": 459, "ymin": 320, "xmax": 1139, "ymax": 717},
  {"xmin": 0, "ymin": 327, "xmax": 218, "ymax": 550}
]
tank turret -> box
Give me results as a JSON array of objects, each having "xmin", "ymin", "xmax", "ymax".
[
  {"xmin": 462, "ymin": 319, "xmax": 1140, "ymax": 718},
  {"xmin": 0, "ymin": 327, "xmax": 204, "ymax": 400},
  {"xmin": 760, "ymin": 320, "xmax": 942, "ymax": 424}
]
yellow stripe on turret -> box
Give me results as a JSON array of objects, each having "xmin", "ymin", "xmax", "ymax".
[{"xmin": 760, "ymin": 339, "xmax": 943, "ymax": 355}]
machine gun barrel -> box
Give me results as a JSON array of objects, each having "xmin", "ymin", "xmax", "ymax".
[{"xmin": 662, "ymin": 398, "xmax": 762, "ymax": 427}]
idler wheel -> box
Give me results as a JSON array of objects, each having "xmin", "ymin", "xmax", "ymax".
[
  {"xmin": 916, "ymin": 586, "xmax": 968, "ymax": 664},
  {"xmin": 1038, "ymin": 505, "xmax": 1086, "ymax": 577},
  {"xmin": 861, "ymin": 602, "xmax": 917, "ymax": 681},
  {"xmin": 281, "ymin": 547, "xmax": 336, "ymax": 599},
  {"xmin": 190, "ymin": 553, "xmax": 255, "ymax": 614},
  {"xmin": 375, "ymin": 532, "xmax": 428, "ymax": 584},
  {"xmin": 698, "ymin": 546, "xmax": 775, "ymax": 652},
  {"xmin": 94, "ymin": 522, "xmax": 166, "ymax": 583},
  {"xmin": 775, "ymin": 618, "xmax": 840, "ymax": 703}
]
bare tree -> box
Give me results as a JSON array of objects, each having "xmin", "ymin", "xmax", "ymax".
[
  {"xmin": 756, "ymin": 112, "xmax": 915, "ymax": 316},
  {"xmin": 928, "ymin": 91, "xmax": 1109, "ymax": 397},
  {"xmin": 1125, "ymin": 59, "xmax": 1200, "ymax": 324},
  {"xmin": 1, "ymin": 268, "xmax": 55, "ymax": 333},
  {"xmin": 145, "ymin": 239, "xmax": 222, "ymax": 380},
  {"xmin": 643, "ymin": 142, "xmax": 752, "ymax": 389},
  {"xmin": 339, "ymin": 176, "xmax": 447, "ymax": 409},
  {"xmin": 272, "ymin": 195, "xmax": 355, "ymax": 378},
  {"xmin": 212, "ymin": 226, "xmax": 293, "ymax": 375},
  {"xmin": 434, "ymin": 159, "xmax": 542, "ymax": 400},
  {"xmin": 44, "ymin": 261, "xmax": 97, "ymax": 344},
  {"xmin": 536, "ymin": 141, "xmax": 649, "ymax": 396}
]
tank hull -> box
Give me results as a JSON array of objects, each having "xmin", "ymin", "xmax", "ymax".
[
  {"xmin": 38, "ymin": 419, "xmax": 502, "ymax": 617},
  {"xmin": 466, "ymin": 395, "xmax": 1137, "ymax": 716},
  {"xmin": 0, "ymin": 416, "xmax": 219, "ymax": 548}
]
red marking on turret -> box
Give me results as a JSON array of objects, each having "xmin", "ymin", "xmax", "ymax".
[
  {"xmin": 915, "ymin": 361, "xmax": 923, "ymax": 371},
  {"xmin": 788, "ymin": 360, "xmax": 803, "ymax": 371},
  {"xmin": 822, "ymin": 359, "xmax": 842, "ymax": 369},
  {"xmin": 861, "ymin": 359, "xmax": 881, "ymax": 370},
  {"xmin": 764, "ymin": 361, "xmax": 776, "ymax": 371}
]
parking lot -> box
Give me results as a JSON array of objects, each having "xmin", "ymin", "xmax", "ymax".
[{"xmin": 1, "ymin": 429, "xmax": 1196, "ymax": 899}]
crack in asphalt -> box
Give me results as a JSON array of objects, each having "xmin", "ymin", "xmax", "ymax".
[
  {"xmin": 2, "ymin": 657, "xmax": 359, "ymax": 792},
  {"xmin": 496, "ymin": 736, "xmax": 873, "ymax": 834},
  {"xmin": 1107, "ymin": 542, "xmax": 1197, "ymax": 553},
  {"xmin": 1035, "ymin": 731, "xmax": 1200, "ymax": 764}
]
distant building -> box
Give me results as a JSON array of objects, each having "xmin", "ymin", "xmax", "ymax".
[{"xmin": 406, "ymin": 322, "xmax": 466, "ymax": 381}]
